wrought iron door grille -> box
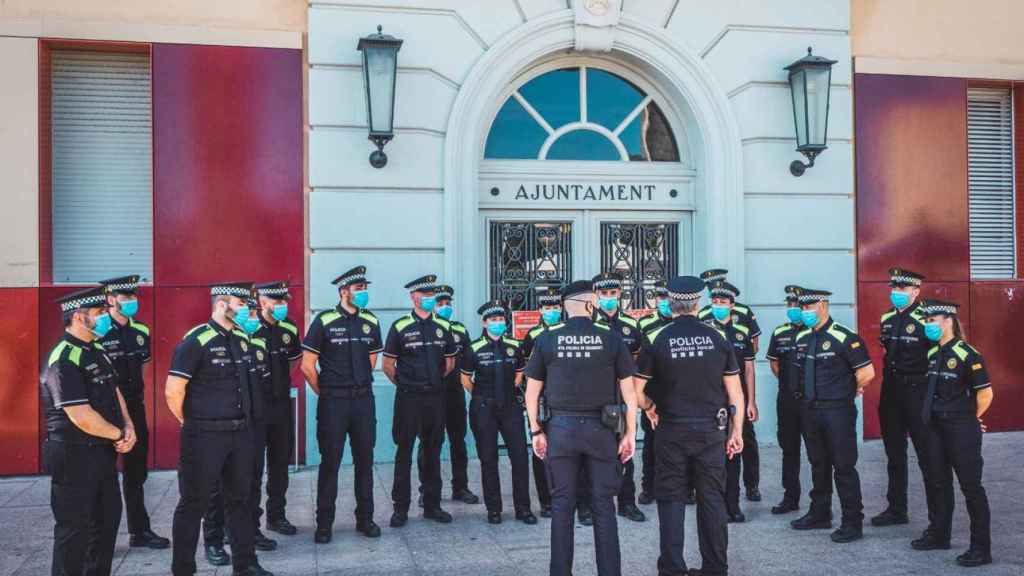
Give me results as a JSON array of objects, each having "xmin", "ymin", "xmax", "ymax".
[
  {"xmin": 601, "ymin": 222, "xmax": 678, "ymax": 310},
  {"xmin": 489, "ymin": 221, "xmax": 573, "ymax": 311}
]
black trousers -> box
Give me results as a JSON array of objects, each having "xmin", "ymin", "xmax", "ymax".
[
  {"xmin": 725, "ymin": 417, "xmax": 759, "ymax": 513},
  {"xmin": 654, "ymin": 422, "xmax": 728, "ymax": 576},
  {"xmin": 417, "ymin": 376, "xmax": 470, "ymax": 496},
  {"xmin": 878, "ymin": 376, "xmax": 940, "ymax": 521},
  {"xmin": 801, "ymin": 402, "xmax": 864, "ymax": 526},
  {"xmin": 316, "ymin": 395, "xmax": 376, "ymax": 528},
  {"xmin": 776, "ymin": 393, "xmax": 804, "ymax": 505},
  {"xmin": 468, "ymin": 397, "xmax": 531, "ymax": 514},
  {"xmin": 204, "ymin": 418, "xmax": 267, "ymax": 546},
  {"xmin": 925, "ymin": 414, "xmax": 990, "ymax": 552},
  {"xmin": 392, "ymin": 391, "xmax": 445, "ymax": 512},
  {"xmin": 640, "ymin": 411, "xmax": 657, "ymax": 496},
  {"xmin": 532, "ymin": 451, "xmax": 552, "ymax": 508},
  {"xmin": 260, "ymin": 397, "xmax": 293, "ymax": 523},
  {"xmin": 547, "ymin": 414, "xmax": 622, "ymax": 576},
  {"xmin": 45, "ymin": 440, "xmax": 122, "ymax": 576},
  {"xmin": 578, "ymin": 450, "xmax": 635, "ymax": 509},
  {"xmin": 172, "ymin": 426, "xmax": 256, "ymax": 576},
  {"xmin": 121, "ymin": 397, "xmax": 151, "ymax": 536}
]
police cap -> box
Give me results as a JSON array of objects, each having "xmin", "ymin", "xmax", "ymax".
[
  {"xmin": 921, "ymin": 299, "xmax": 960, "ymax": 318},
  {"xmin": 700, "ymin": 268, "xmax": 729, "ymax": 284},
  {"xmin": 666, "ymin": 276, "xmax": 705, "ymax": 301},
  {"xmin": 889, "ymin": 267, "xmax": 925, "ymax": 287},
  {"xmin": 404, "ymin": 274, "xmax": 438, "ymax": 293},
  {"xmin": 561, "ymin": 280, "xmax": 593, "ymax": 300},
  {"xmin": 255, "ymin": 280, "xmax": 291, "ymax": 300},
  {"xmin": 435, "ymin": 284, "xmax": 455, "ymax": 301},
  {"xmin": 99, "ymin": 275, "xmax": 140, "ymax": 295},
  {"xmin": 476, "ymin": 300, "xmax": 507, "ymax": 320},
  {"xmin": 784, "ymin": 284, "xmax": 803, "ymax": 304},
  {"xmin": 797, "ymin": 288, "xmax": 832, "ymax": 304},
  {"xmin": 536, "ymin": 285, "xmax": 562, "ymax": 306},
  {"xmin": 333, "ymin": 266, "xmax": 371, "ymax": 288},
  {"xmin": 57, "ymin": 286, "xmax": 109, "ymax": 313},
  {"xmin": 653, "ymin": 280, "xmax": 669, "ymax": 297},
  {"xmin": 591, "ymin": 271, "xmax": 623, "ymax": 291},
  {"xmin": 210, "ymin": 282, "xmax": 255, "ymax": 299},
  {"xmin": 707, "ymin": 280, "xmax": 740, "ymax": 301}
]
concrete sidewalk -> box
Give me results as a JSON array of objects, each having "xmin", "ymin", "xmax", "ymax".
[{"xmin": 1, "ymin": 433, "xmax": 1021, "ymax": 576}]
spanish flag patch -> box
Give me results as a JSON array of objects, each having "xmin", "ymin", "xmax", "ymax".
[
  {"xmin": 972, "ymin": 363, "xmax": 982, "ymax": 371},
  {"xmin": 851, "ymin": 342, "xmax": 861, "ymax": 349}
]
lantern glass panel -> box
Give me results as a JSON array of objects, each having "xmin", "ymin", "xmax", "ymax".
[
  {"xmin": 789, "ymin": 68, "xmax": 808, "ymax": 148},
  {"xmin": 806, "ymin": 66, "xmax": 831, "ymax": 147},
  {"xmin": 363, "ymin": 46, "xmax": 397, "ymax": 135}
]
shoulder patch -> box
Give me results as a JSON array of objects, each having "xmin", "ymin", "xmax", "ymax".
[
  {"xmin": 192, "ymin": 325, "xmax": 217, "ymax": 346},
  {"xmin": 951, "ymin": 341, "xmax": 970, "ymax": 361},
  {"xmin": 251, "ymin": 337, "xmax": 267, "ymax": 350},
  {"xmin": 278, "ymin": 319, "xmax": 299, "ymax": 335},
  {"xmin": 357, "ymin": 312, "xmax": 378, "ymax": 326},
  {"xmin": 528, "ymin": 325, "xmax": 546, "ymax": 338},
  {"xmin": 231, "ymin": 329, "xmax": 249, "ymax": 340},
  {"xmin": 503, "ymin": 337, "xmax": 521, "ymax": 348},
  {"xmin": 451, "ymin": 322, "xmax": 467, "ymax": 334},
  {"xmin": 773, "ymin": 324, "xmax": 791, "ymax": 336},
  {"xmin": 880, "ymin": 310, "xmax": 896, "ymax": 323},
  {"xmin": 732, "ymin": 304, "xmax": 750, "ymax": 315},
  {"xmin": 394, "ymin": 315, "xmax": 415, "ymax": 332},
  {"xmin": 826, "ymin": 324, "xmax": 849, "ymax": 343},
  {"xmin": 48, "ymin": 341, "xmax": 71, "ymax": 367},
  {"xmin": 734, "ymin": 323, "xmax": 750, "ymax": 335},
  {"xmin": 68, "ymin": 345, "xmax": 83, "ymax": 366},
  {"xmin": 129, "ymin": 319, "xmax": 150, "ymax": 336},
  {"xmin": 594, "ymin": 322, "xmax": 610, "ymax": 331},
  {"xmin": 646, "ymin": 325, "xmax": 668, "ymax": 345},
  {"xmin": 431, "ymin": 316, "xmax": 451, "ymax": 330},
  {"xmin": 796, "ymin": 328, "xmax": 812, "ymax": 341},
  {"xmin": 928, "ymin": 346, "xmax": 939, "ymax": 358},
  {"xmin": 619, "ymin": 315, "xmax": 639, "ymax": 327},
  {"xmin": 319, "ymin": 311, "xmax": 341, "ymax": 327},
  {"xmin": 185, "ymin": 323, "xmax": 209, "ymax": 339},
  {"xmin": 470, "ymin": 338, "xmax": 489, "ymax": 353}
]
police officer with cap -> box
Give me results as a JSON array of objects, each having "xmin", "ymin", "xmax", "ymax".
[
  {"xmin": 916, "ymin": 299, "xmax": 993, "ymax": 566},
  {"xmin": 43, "ymin": 286, "xmax": 137, "ymax": 576},
  {"xmin": 301, "ymin": 266, "xmax": 383, "ymax": 542},
  {"xmin": 634, "ymin": 275, "xmax": 746, "ymax": 576},
  {"xmin": 525, "ymin": 279, "xmax": 638, "ymax": 576},
  {"xmin": 765, "ymin": 285, "xmax": 806, "ymax": 514},
  {"xmin": 789, "ymin": 288, "xmax": 874, "ymax": 544},
  {"xmin": 636, "ymin": 280, "xmax": 672, "ymax": 506},
  {"xmin": 461, "ymin": 300, "xmax": 536, "ymax": 524},
  {"xmin": 96, "ymin": 275, "xmax": 169, "ymax": 549},
  {"xmin": 698, "ymin": 269, "xmax": 762, "ymax": 347},
  {"xmin": 872, "ymin": 267, "xmax": 940, "ymax": 531},
  {"xmin": 382, "ymin": 274, "xmax": 458, "ymax": 527},
  {"xmin": 166, "ymin": 282, "xmax": 272, "ymax": 576}
]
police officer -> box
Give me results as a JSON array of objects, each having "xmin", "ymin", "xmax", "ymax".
[
  {"xmin": 789, "ymin": 288, "xmax": 874, "ymax": 544},
  {"xmin": 636, "ymin": 280, "xmax": 672, "ymax": 506},
  {"xmin": 635, "ymin": 276, "xmax": 746, "ymax": 576},
  {"xmin": 915, "ymin": 300, "xmax": 993, "ymax": 567},
  {"xmin": 382, "ymin": 275, "xmax": 458, "ymax": 526},
  {"xmin": 698, "ymin": 269, "xmax": 762, "ymax": 502},
  {"xmin": 704, "ymin": 280, "xmax": 758, "ymax": 523},
  {"xmin": 301, "ymin": 266, "xmax": 382, "ymax": 542},
  {"xmin": 525, "ymin": 279, "xmax": 638, "ymax": 576},
  {"xmin": 586, "ymin": 271, "xmax": 645, "ymax": 523},
  {"xmin": 872, "ymin": 267, "xmax": 941, "ymax": 532},
  {"xmin": 43, "ymin": 286, "xmax": 136, "ymax": 576},
  {"xmin": 460, "ymin": 300, "xmax": 536, "ymax": 524},
  {"xmin": 97, "ymin": 275, "xmax": 170, "ymax": 549},
  {"xmin": 520, "ymin": 285, "xmax": 564, "ymax": 518},
  {"xmin": 764, "ymin": 285, "xmax": 806, "ymax": 514},
  {"xmin": 166, "ymin": 282, "xmax": 272, "ymax": 576}
]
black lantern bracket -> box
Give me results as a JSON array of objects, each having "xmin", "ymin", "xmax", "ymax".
[
  {"xmin": 785, "ymin": 47, "xmax": 836, "ymax": 177},
  {"xmin": 357, "ymin": 25, "xmax": 403, "ymax": 169}
]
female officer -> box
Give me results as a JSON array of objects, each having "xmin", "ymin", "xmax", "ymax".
[
  {"xmin": 915, "ymin": 299, "xmax": 993, "ymax": 567},
  {"xmin": 460, "ymin": 301, "xmax": 537, "ymax": 525}
]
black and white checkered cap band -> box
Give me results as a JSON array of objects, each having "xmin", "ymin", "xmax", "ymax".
[
  {"xmin": 104, "ymin": 281, "xmax": 138, "ymax": 292},
  {"xmin": 407, "ymin": 280, "xmax": 436, "ymax": 291},
  {"xmin": 709, "ymin": 287, "xmax": 737, "ymax": 299},
  {"xmin": 257, "ymin": 287, "xmax": 289, "ymax": 297},
  {"xmin": 798, "ymin": 293, "xmax": 829, "ymax": 304},
  {"xmin": 435, "ymin": 287, "xmax": 454, "ymax": 297},
  {"xmin": 923, "ymin": 304, "xmax": 958, "ymax": 316},
  {"xmin": 593, "ymin": 278, "xmax": 621, "ymax": 290},
  {"xmin": 211, "ymin": 286, "xmax": 251, "ymax": 298},
  {"xmin": 668, "ymin": 289, "xmax": 703, "ymax": 302},
  {"xmin": 702, "ymin": 273, "xmax": 727, "ymax": 283},
  {"xmin": 537, "ymin": 294, "xmax": 561, "ymax": 305},
  {"xmin": 480, "ymin": 305, "xmax": 506, "ymax": 317},
  {"xmin": 60, "ymin": 293, "xmax": 106, "ymax": 313},
  {"xmin": 890, "ymin": 274, "xmax": 922, "ymax": 286},
  {"xmin": 336, "ymin": 272, "xmax": 367, "ymax": 286}
]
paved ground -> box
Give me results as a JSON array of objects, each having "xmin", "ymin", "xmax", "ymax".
[{"xmin": 1, "ymin": 433, "xmax": 1022, "ymax": 576}]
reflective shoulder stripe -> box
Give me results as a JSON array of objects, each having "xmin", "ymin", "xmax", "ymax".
[
  {"xmin": 880, "ymin": 310, "xmax": 896, "ymax": 323},
  {"xmin": 646, "ymin": 325, "xmax": 668, "ymax": 345},
  {"xmin": 773, "ymin": 324, "xmax": 790, "ymax": 336},
  {"xmin": 129, "ymin": 319, "xmax": 150, "ymax": 336},
  {"xmin": 827, "ymin": 323, "xmax": 849, "ymax": 343},
  {"xmin": 196, "ymin": 327, "xmax": 217, "ymax": 346},
  {"xmin": 619, "ymin": 315, "xmax": 639, "ymax": 328},
  {"xmin": 503, "ymin": 337, "xmax": 521, "ymax": 348},
  {"xmin": 733, "ymin": 304, "xmax": 750, "ymax": 315},
  {"xmin": 796, "ymin": 328, "xmax": 812, "ymax": 341},
  {"xmin": 712, "ymin": 326, "xmax": 727, "ymax": 340},
  {"xmin": 952, "ymin": 342, "xmax": 970, "ymax": 361},
  {"xmin": 232, "ymin": 329, "xmax": 248, "ymax": 340},
  {"xmin": 319, "ymin": 311, "xmax": 341, "ymax": 327},
  {"xmin": 185, "ymin": 323, "xmax": 208, "ymax": 339},
  {"xmin": 698, "ymin": 307, "xmax": 711, "ymax": 318},
  {"xmin": 470, "ymin": 338, "xmax": 488, "ymax": 352},
  {"xmin": 548, "ymin": 323, "xmax": 565, "ymax": 332},
  {"xmin": 910, "ymin": 308, "xmax": 925, "ymax": 319},
  {"xmin": 68, "ymin": 345, "xmax": 83, "ymax": 366},
  {"xmin": 357, "ymin": 312, "xmax": 379, "ymax": 326},
  {"xmin": 528, "ymin": 325, "xmax": 546, "ymax": 338},
  {"xmin": 594, "ymin": 322, "xmax": 610, "ymax": 331},
  {"xmin": 279, "ymin": 320, "xmax": 299, "ymax": 335},
  {"xmin": 431, "ymin": 316, "xmax": 451, "ymax": 330},
  {"xmin": 394, "ymin": 315, "xmax": 415, "ymax": 332},
  {"xmin": 451, "ymin": 322, "xmax": 467, "ymax": 334},
  {"xmin": 638, "ymin": 315, "xmax": 657, "ymax": 330},
  {"xmin": 48, "ymin": 341, "xmax": 70, "ymax": 367},
  {"xmin": 251, "ymin": 338, "xmax": 268, "ymax": 350},
  {"xmin": 928, "ymin": 346, "xmax": 939, "ymax": 358},
  {"xmin": 734, "ymin": 323, "xmax": 750, "ymax": 335}
]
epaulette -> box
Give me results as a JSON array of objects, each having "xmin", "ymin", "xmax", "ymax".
[
  {"xmin": 278, "ymin": 318, "xmax": 299, "ymax": 335},
  {"xmin": 450, "ymin": 321, "xmax": 467, "ymax": 333},
  {"xmin": 796, "ymin": 328, "xmax": 813, "ymax": 341},
  {"xmin": 733, "ymin": 303, "xmax": 751, "ymax": 316},
  {"xmin": 251, "ymin": 337, "xmax": 268, "ymax": 350},
  {"xmin": 503, "ymin": 337, "xmax": 521, "ymax": 348},
  {"xmin": 645, "ymin": 324, "xmax": 668, "ymax": 345},
  {"xmin": 734, "ymin": 323, "xmax": 750, "ymax": 335},
  {"xmin": 319, "ymin": 310, "xmax": 342, "ymax": 327},
  {"xmin": 528, "ymin": 324, "xmax": 546, "ymax": 339},
  {"xmin": 394, "ymin": 314, "xmax": 415, "ymax": 332},
  {"xmin": 470, "ymin": 337, "xmax": 489, "ymax": 353},
  {"xmin": 357, "ymin": 311, "xmax": 379, "ymax": 326},
  {"xmin": 951, "ymin": 340, "xmax": 971, "ymax": 361},
  {"xmin": 619, "ymin": 315, "xmax": 639, "ymax": 328},
  {"xmin": 773, "ymin": 324, "xmax": 792, "ymax": 336},
  {"xmin": 880, "ymin": 309, "xmax": 897, "ymax": 323},
  {"xmin": 129, "ymin": 319, "xmax": 150, "ymax": 336},
  {"xmin": 48, "ymin": 341, "xmax": 79, "ymax": 367},
  {"xmin": 431, "ymin": 315, "xmax": 451, "ymax": 331},
  {"xmin": 594, "ymin": 321, "xmax": 610, "ymax": 331},
  {"xmin": 547, "ymin": 322, "xmax": 565, "ymax": 331},
  {"xmin": 826, "ymin": 322, "xmax": 851, "ymax": 343}
]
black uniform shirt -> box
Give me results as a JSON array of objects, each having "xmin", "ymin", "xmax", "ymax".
[
  {"xmin": 595, "ymin": 309, "xmax": 642, "ymax": 355},
  {"xmin": 383, "ymin": 312, "xmax": 457, "ymax": 392},
  {"xmin": 792, "ymin": 318, "xmax": 872, "ymax": 402},
  {"xmin": 522, "ymin": 323, "xmax": 549, "ymax": 359},
  {"xmin": 525, "ymin": 317, "xmax": 635, "ymax": 412},
  {"xmin": 766, "ymin": 322, "xmax": 802, "ymax": 400},
  {"xmin": 926, "ymin": 338, "xmax": 991, "ymax": 414},
  {"xmin": 254, "ymin": 316, "xmax": 302, "ymax": 398},
  {"xmin": 460, "ymin": 334, "xmax": 524, "ymax": 404},
  {"xmin": 448, "ymin": 320, "xmax": 469, "ymax": 379},
  {"xmin": 98, "ymin": 317, "xmax": 151, "ymax": 400},
  {"xmin": 699, "ymin": 301, "xmax": 762, "ymax": 339},
  {"xmin": 880, "ymin": 301, "xmax": 930, "ymax": 375},
  {"xmin": 169, "ymin": 321, "xmax": 256, "ymax": 421},
  {"xmin": 302, "ymin": 306, "xmax": 383, "ymax": 390},
  {"xmin": 636, "ymin": 311, "xmax": 670, "ymax": 401},
  {"xmin": 636, "ymin": 315, "xmax": 739, "ymax": 420},
  {"xmin": 706, "ymin": 318, "xmax": 755, "ymax": 392},
  {"xmin": 42, "ymin": 333, "xmax": 124, "ymax": 442},
  {"xmin": 250, "ymin": 335, "xmax": 273, "ymax": 399}
]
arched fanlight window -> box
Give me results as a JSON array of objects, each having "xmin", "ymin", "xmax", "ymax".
[{"xmin": 484, "ymin": 66, "xmax": 680, "ymax": 162}]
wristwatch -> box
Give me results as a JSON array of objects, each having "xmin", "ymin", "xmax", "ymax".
[{"xmin": 531, "ymin": 428, "xmax": 545, "ymax": 436}]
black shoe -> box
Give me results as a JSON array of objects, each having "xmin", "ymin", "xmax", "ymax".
[
  {"xmin": 313, "ymin": 528, "xmax": 331, "ymax": 544},
  {"xmin": 266, "ymin": 517, "xmax": 297, "ymax": 536},
  {"xmin": 356, "ymin": 520, "xmax": 381, "ymax": 538},
  {"xmin": 390, "ymin": 511, "xmax": 408, "ymax": 528},
  {"xmin": 577, "ymin": 508, "xmax": 593, "ymax": 526},
  {"xmin": 233, "ymin": 563, "xmax": 274, "ymax": 576},
  {"xmin": 129, "ymin": 529, "xmax": 170, "ymax": 549},
  {"xmin": 685, "ymin": 491, "xmax": 696, "ymax": 506},
  {"xmin": 830, "ymin": 524, "xmax": 863, "ymax": 543},
  {"xmin": 727, "ymin": 511, "xmax": 746, "ymax": 523},
  {"xmin": 790, "ymin": 512, "xmax": 832, "ymax": 530},
  {"xmin": 638, "ymin": 492, "xmax": 655, "ymax": 505},
  {"xmin": 911, "ymin": 532, "xmax": 951, "ymax": 550},
  {"xmin": 487, "ymin": 511, "xmax": 502, "ymax": 524},
  {"xmin": 540, "ymin": 505, "xmax": 552, "ymax": 518},
  {"xmin": 253, "ymin": 530, "xmax": 278, "ymax": 551},
  {"xmin": 618, "ymin": 503, "xmax": 646, "ymax": 522},
  {"xmin": 771, "ymin": 500, "xmax": 799, "ymax": 515},
  {"xmin": 516, "ymin": 511, "xmax": 538, "ymax": 525},
  {"xmin": 956, "ymin": 548, "xmax": 992, "ymax": 567},
  {"xmin": 423, "ymin": 508, "xmax": 453, "ymax": 523},
  {"xmin": 205, "ymin": 545, "xmax": 231, "ymax": 566},
  {"xmin": 870, "ymin": 508, "xmax": 909, "ymax": 527},
  {"xmin": 453, "ymin": 489, "xmax": 480, "ymax": 504},
  {"xmin": 746, "ymin": 487, "xmax": 762, "ymax": 502}
]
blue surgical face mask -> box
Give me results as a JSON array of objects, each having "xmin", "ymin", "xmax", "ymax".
[
  {"xmin": 420, "ymin": 295, "xmax": 436, "ymax": 312},
  {"xmin": 542, "ymin": 309, "xmax": 561, "ymax": 326},
  {"xmin": 351, "ymin": 290, "xmax": 369, "ymax": 309},
  {"xmin": 598, "ymin": 297, "xmax": 618, "ymax": 313},
  {"xmin": 242, "ymin": 314, "xmax": 261, "ymax": 335},
  {"xmin": 486, "ymin": 320, "xmax": 507, "ymax": 337},
  {"xmin": 924, "ymin": 321, "xmax": 943, "ymax": 342},
  {"xmin": 786, "ymin": 306, "xmax": 803, "ymax": 324},
  {"xmin": 890, "ymin": 290, "xmax": 911, "ymax": 309},
  {"xmin": 801, "ymin": 309, "xmax": 819, "ymax": 328},
  {"xmin": 232, "ymin": 305, "xmax": 250, "ymax": 328},
  {"xmin": 272, "ymin": 303, "xmax": 288, "ymax": 322},
  {"xmin": 119, "ymin": 299, "xmax": 139, "ymax": 318},
  {"xmin": 436, "ymin": 304, "xmax": 454, "ymax": 320},
  {"xmin": 90, "ymin": 312, "xmax": 112, "ymax": 338},
  {"xmin": 657, "ymin": 300, "xmax": 672, "ymax": 318},
  {"xmin": 712, "ymin": 305, "xmax": 730, "ymax": 322}
]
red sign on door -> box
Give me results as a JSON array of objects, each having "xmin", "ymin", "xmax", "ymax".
[{"xmin": 512, "ymin": 310, "xmax": 541, "ymax": 340}]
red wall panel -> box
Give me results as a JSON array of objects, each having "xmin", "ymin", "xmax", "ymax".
[
  {"xmin": 966, "ymin": 282, "xmax": 1024, "ymax": 433},
  {"xmin": 0, "ymin": 289, "xmax": 40, "ymax": 474},
  {"xmin": 151, "ymin": 44, "xmax": 303, "ymax": 287}
]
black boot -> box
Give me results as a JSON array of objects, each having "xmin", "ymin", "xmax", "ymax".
[
  {"xmin": 452, "ymin": 488, "xmax": 480, "ymax": 504},
  {"xmin": 356, "ymin": 520, "xmax": 382, "ymax": 538},
  {"xmin": 390, "ymin": 511, "xmax": 408, "ymax": 528},
  {"xmin": 870, "ymin": 507, "xmax": 909, "ymax": 527},
  {"xmin": 129, "ymin": 529, "xmax": 170, "ymax": 549},
  {"xmin": 771, "ymin": 500, "xmax": 799, "ymax": 515},
  {"xmin": 313, "ymin": 527, "xmax": 331, "ymax": 544},
  {"xmin": 253, "ymin": 529, "xmax": 278, "ymax": 551},
  {"xmin": 911, "ymin": 529, "xmax": 950, "ymax": 551},
  {"xmin": 423, "ymin": 507, "xmax": 453, "ymax": 523},
  {"xmin": 205, "ymin": 545, "xmax": 231, "ymax": 566},
  {"xmin": 790, "ymin": 511, "xmax": 832, "ymax": 530},
  {"xmin": 830, "ymin": 524, "xmax": 863, "ymax": 543},
  {"xmin": 266, "ymin": 517, "xmax": 297, "ymax": 536},
  {"xmin": 232, "ymin": 562, "xmax": 274, "ymax": 576},
  {"xmin": 956, "ymin": 548, "xmax": 992, "ymax": 567},
  {"xmin": 539, "ymin": 504, "xmax": 552, "ymax": 518},
  {"xmin": 638, "ymin": 491, "xmax": 655, "ymax": 505},
  {"xmin": 746, "ymin": 487, "xmax": 762, "ymax": 502},
  {"xmin": 618, "ymin": 503, "xmax": 646, "ymax": 522},
  {"xmin": 487, "ymin": 511, "xmax": 502, "ymax": 524},
  {"xmin": 577, "ymin": 506, "xmax": 593, "ymax": 526},
  {"xmin": 516, "ymin": 510, "xmax": 538, "ymax": 525}
]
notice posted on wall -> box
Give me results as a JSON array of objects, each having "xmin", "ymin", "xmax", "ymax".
[{"xmin": 512, "ymin": 308, "xmax": 653, "ymax": 340}]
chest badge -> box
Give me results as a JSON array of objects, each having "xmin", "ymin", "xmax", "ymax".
[
  {"xmin": 282, "ymin": 333, "xmax": 292, "ymax": 344},
  {"xmin": 136, "ymin": 334, "xmax": 145, "ymax": 346},
  {"xmin": 506, "ymin": 347, "xmax": 515, "ymax": 357},
  {"xmin": 240, "ymin": 340, "xmax": 248, "ymax": 352},
  {"xmin": 736, "ymin": 332, "xmax": 745, "ymax": 341},
  {"xmin": 822, "ymin": 340, "xmax": 832, "ymax": 351},
  {"xmin": 436, "ymin": 328, "xmax": 444, "ymax": 338},
  {"xmin": 906, "ymin": 324, "xmax": 916, "ymax": 334},
  {"xmin": 947, "ymin": 358, "xmax": 957, "ymax": 370},
  {"xmin": 256, "ymin": 350, "xmax": 265, "ymax": 361},
  {"xmin": 362, "ymin": 324, "xmax": 371, "ymax": 335},
  {"xmin": 622, "ymin": 326, "xmax": 631, "ymax": 335}
]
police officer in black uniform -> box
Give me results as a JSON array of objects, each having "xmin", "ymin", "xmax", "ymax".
[
  {"xmin": 166, "ymin": 282, "xmax": 272, "ymax": 576},
  {"xmin": 789, "ymin": 288, "xmax": 874, "ymax": 544},
  {"xmin": 914, "ymin": 299, "xmax": 993, "ymax": 566},
  {"xmin": 96, "ymin": 275, "xmax": 170, "ymax": 549},
  {"xmin": 635, "ymin": 276, "xmax": 746, "ymax": 576},
  {"xmin": 637, "ymin": 280, "xmax": 672, "ymax": 506},
  {"xmin": 382, "ymin": 274, "xmax": 458, "ymax": 527},
  {"xmin": 764, "ymin": 285, "xmax": 806, "ymax": 514},
  {"xmin": 301, "ymin": 266, "xmax": 383, "ymax": 542},
  {"xmin": 43, "ymin": 286, "xmax": 136, "ymax": 576},
  {"xmin": 525, "ymin": 279, "xmax": 638, "ymax": 576},
  {"xmin": 872, "ymin": 267, "xmax": 941, "ymax": 531},
  {"xmin": 704, "ymin": 280, "xmax": 758, "ymax": 523},
  {"xmin": 460, "ymin": 300, "xmax": 536, "ymax": 524}
]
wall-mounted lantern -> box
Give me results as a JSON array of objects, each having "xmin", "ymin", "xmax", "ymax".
[
  {"xmin": 785, "ymin": 47, "xmax": 836, "ymax": 177},
  {"xmin": 357, "ymin": 25, "xmax": 403, "ymax": 168}
]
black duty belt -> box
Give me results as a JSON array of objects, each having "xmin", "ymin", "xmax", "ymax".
[
  {"xmin": 550, "ymin": 409, "xmax": 602, "ymax": 417},
  {"xmin": 320, "ymin": 385, "xmax": 372, "ymax": 399},
  {"xmin": 46, "ymin": 433, "xmax": 113, "ymax": 447},
  {"xmin": 931, "ymin": 410, "xmax": 975, "ymax": 420},
  {"xmin": 662, "ymin": 416, "xmax": 716, "ymax": 424},
  {"xmin": 805, "ymin": 399, "xmax": 853, "ymax": 409},
  {"xmin": 184, "ymin": 418, "xmax": 248, "ymax": 432},
  {"xmin": 397, "ymin": 384, "xmax": 441, "ymax": 395},
  {"xmin": 885, "ymin": 371, "xmax": 927, "ymax": 383}
]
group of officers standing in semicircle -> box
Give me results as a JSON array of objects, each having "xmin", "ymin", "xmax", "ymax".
[{"xmin": 40, "ymin": 264, "xmax": 996, "ymax": 576}]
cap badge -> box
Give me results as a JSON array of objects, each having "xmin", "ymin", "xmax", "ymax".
[{"xmin": 947, "ymin": 358, "xmax": 957, "ymax": 370}]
